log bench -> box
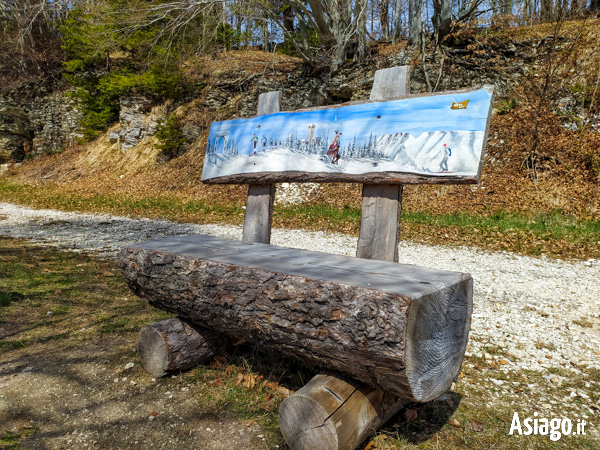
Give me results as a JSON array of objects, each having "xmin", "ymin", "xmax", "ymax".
[
  {"xmin": 120, "ymin": 233, "xmax": 472, "ymax": 401},
  {"xmin": 120, "ymin": 66, "xmax": 493, "ymax": 449}
]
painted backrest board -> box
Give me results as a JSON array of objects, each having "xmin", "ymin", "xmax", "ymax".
[{"xmin": 202, "ymin": 86, "xmax": 494, "ymax": 185}]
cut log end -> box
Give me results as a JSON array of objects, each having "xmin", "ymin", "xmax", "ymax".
[
  {"xmin": 279, "ymin": 395, "xmax": 338, "ymax": 449},
  {"xmin": 405, "ymin": 275, "xmax": 473, "ymax": 402},
  {"xmin": 137, "ymin": 318, "xmax": 224, "ymax": 377},
  {"xmin": 137, "ymin": 323, "xmax": 170, "ymax": 377}
]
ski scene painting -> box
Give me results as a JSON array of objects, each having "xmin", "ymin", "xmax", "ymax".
[{"xmin": 202, "ymin": 86, "xmax": 494, "ymax": 184}]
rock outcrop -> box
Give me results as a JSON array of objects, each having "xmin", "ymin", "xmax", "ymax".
[
  {"xmin": 114, "ymin": 97, "xmax": 160, "ymax": 151},
  {"xmin": 0, "ymin": 101, "xmax": 31, "ymax": 163},
  {"xmin": 0, "ymin": 92, "xmax": 82, "ymax": 163}
]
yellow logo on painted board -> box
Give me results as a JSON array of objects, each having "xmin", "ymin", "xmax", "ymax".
[{"xmin": 451, "ymin": 100, "xmax": 470, "ymax": 109}]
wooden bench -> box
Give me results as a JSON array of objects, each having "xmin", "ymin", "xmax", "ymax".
[{"xmin": 119, "ymin": 67, "xmax": 493, "ymax": 450}]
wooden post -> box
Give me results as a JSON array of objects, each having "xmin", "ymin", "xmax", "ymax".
[
  {"xmin": 279, "ymin": 66, "xmax": 412, "ymax": 450},
  {"xmin": 356, "ymin": 66, "xmax": 410, "ymax": 262},
  {"xmin": 242, "ymin": 91, "xmax": 281, "ymax": 244}
]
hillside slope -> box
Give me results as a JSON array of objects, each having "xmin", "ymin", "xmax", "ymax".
[{"xmin": 1, "ymin": 20, "xmax": 599, "ymax": 258}]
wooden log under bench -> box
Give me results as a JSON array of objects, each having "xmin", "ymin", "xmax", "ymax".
[
  {"xmin": 137, "ymin": 317, "xmax": 226, "ymax": 377},
  {"xmin": 119, "ymin": 233, "xmax": 473, "ymax": 402}
]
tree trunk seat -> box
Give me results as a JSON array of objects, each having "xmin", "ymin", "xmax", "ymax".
[{"xmin": 119, "ymin": 233, "xmax": 472, "ymax": 402}]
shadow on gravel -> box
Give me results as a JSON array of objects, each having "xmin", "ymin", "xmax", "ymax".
[{"xmin": 384, "ymin": 392, "xmax": 463, "ymax": 444}]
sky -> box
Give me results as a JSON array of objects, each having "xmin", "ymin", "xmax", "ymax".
[{"xmin": 208, "ymin": 87, "xmax": 493, "ymax": 156}]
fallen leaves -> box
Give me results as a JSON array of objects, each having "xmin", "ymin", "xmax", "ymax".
[
  {"xmin": 237, "ymin": 372, "xmax": 256, "ymax": 390},
  {"xmin": 471, "ymin": 420, "xmax": 485, "ymax": 432},
  {"xmin": 449, "ymin": 418, "xmax": 462, "ymax": 428},
  {"xmin": 405, "ymin": 408, "xmax": 418, "ymax": 423}
]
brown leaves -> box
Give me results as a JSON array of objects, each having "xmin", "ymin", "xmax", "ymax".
[
  {"xmin": 231, "ymin": 366, "xmax": 291, "ymax": 396},
  {"xmin": 449, "ymin": 418, "xmax": 462, "ymax": 428},
  {"xmin": 471, "ymin": 420, "xmax": 485, "ymax": 432},
  {"xmin": 237, "ymin": 372, "xmax": 256, "ymax": 390},
  {"xmin": 405, "ymin": 408, "xmax": 418, "ymax": 423},
  {"xmin": 211, "ymin": 355, "xmax": 228, "ymax": 366}
]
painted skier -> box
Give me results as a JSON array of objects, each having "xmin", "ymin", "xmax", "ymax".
[
  {"xmin": 439, "ymin": 143, "xmax": 451, "ymax": 172},
  {"xmin": 327, "ymin": 131, "xmax": 342, "ymax": 165},
  {"xmin": 269, "ymin": 137, "xmax": 274, "ymax": 149},
  {"xmin": 261, "ymin": 135, "xmax": 267, "ymax": 151},
  {"xmin": 250, "ymin": 134, "xmax": 259, "ymax": 153}
]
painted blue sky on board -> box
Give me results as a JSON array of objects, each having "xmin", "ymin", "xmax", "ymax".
[{"xmin": 207, "ymin": 88, "xmax": 491, "ymax": 157}]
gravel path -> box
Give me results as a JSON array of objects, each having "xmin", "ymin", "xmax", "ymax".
[{"xmin": 2, "ymin": 201, "xmax": 599, "ymax": 378}]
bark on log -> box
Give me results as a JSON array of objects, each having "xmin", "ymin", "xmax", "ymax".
[
  {"xmin": 137, "ymin": 317, "xmax": 225, "ymax": 377},
  {"xmin": 203, "ymin": 170, "xmax": 478, "ymax": 185},
  {"xmin": 119, "ymin": 233, "xmax": 473, "ymax": 402},
  {"xmin": 278, "ymin": 373, "xmax": 405, "ymax": 450}
]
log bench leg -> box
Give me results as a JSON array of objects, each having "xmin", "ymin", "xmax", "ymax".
[
  {"xmin": 137, "ymin": 318, "xmax": 225, "ymax": 377},
  {"xmin": 279, "ymin": 373, "xmax": 405, "ymax": 450}
]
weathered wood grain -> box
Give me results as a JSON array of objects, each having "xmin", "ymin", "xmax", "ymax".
[
  {"xmin": 279, "ymin": 373, "xmax": 405, "ymax": 450},
  {"xmin": 241, "ymin": 91, "xmax": 280, "ymax": 244},
  {"xmin": 204, "ymin": 171, "xmax": 478, "ymax": 185},
  {"xmin": 356, "ymin": 183, "xmax": 403, "ymax": 262},
  {"xmin": 137, "ymin": 318, "xmax": 225, "ymax": 377},
  {"xmin": 370, "ymin": 66, "xmax": 410, "ymax": 101},
  {"xmin": 242, "ymin": 183, "xmax": 275, "ymax": 244},
  {"xmin": 119, "ymin": 233, "xmax": 473, "ymax": 401}
]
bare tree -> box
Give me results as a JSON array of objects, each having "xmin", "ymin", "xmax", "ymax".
[
  {"xmin": 392, "ymin": 0, "xmax": 403, "ymax": 43},
  {"xmin": 0, "ymin": 0, "xmax": 70, "ymax": 89},
  {"xmin": 408, "ymin": 0, "xmax": 423, "ymax": 47},
  {"xmin": 431, "ymin": 0, "xmax": 452, "ymax": 43}
]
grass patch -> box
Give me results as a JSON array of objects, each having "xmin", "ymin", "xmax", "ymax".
[
  {"xmin": 0, "ymin": 236, "xmax": 168, "ymax": 358},
  {"xmin": 0, "ymin": 180, "xmax": 243, "ymax": 224},
  {"xmin": 2, "ymin": 179, "xmax": 599, "ymax": 259},
  {"xmin": 0, "ymin": 427, "xmax": 39, "ymax": 449}
]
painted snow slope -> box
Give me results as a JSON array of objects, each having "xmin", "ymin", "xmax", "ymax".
[{"xmin": 202, "ymin": 130, "xmax": 484, "ymax": 180}]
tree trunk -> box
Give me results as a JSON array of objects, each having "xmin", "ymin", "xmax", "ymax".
[
  {"xmin": 354, "ymin": 0, "xmax": 368, "ymax": 61},
  {"xmin": 119, "ymin": 233, "xmax": 473, "ymax": 401},
  {"xmin": 392, "ymin": 0, "xmax": 403, "ymax": 43},
  {"xmin": 408, "ymin": 0, "xmax": 424, "ymax": 48},
  {"xmin": 570, "ymin": 0, "xmax": 586, "ymax": 16},
  {"xmin": 380, "ymin": 0, "xmax": 390, "ymax": 40},
  {"xmin": 432, "ymin": 0, "xmax": 452, "ymax": 44},
  {"xmin": 137, "ymin": 318, "xmax": 225, "ymax": 377},
  {"xmin": 540, "ymin": 0, "xmax": 555, "ymax": 21}
]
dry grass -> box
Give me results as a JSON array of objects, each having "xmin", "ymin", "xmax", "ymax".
[{"xmin": 185, "ymin": 49, "xmax": 302, "ymax": 81}]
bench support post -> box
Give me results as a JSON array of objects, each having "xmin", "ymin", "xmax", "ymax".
[
  {"xmin": 356, "ymin": 66, "xmax": 410, "ymax": 263},
  {"xmin": 242, "ymin": 91, "xmax": 281, "ymax": 244},
  {"xmin": 280, "ymin": 66, "xmax": 411, "ymax": 450},
  {"xmin": 356, "ymin": 184, "xmax": 403, "ymax": 262}
]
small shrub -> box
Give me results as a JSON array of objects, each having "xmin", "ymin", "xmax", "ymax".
[
  {"xmin": 496, "ymin": 98, "xmax": 517, "ymax": 115},
  {"xmin": 155, "ymin": 112, "xmax": 185, "ymax": 158}
]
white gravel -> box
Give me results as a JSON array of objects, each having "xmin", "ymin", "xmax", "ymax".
[{"xmin": 2, "ymin": 201, "xmax": 599, "ymax": 376}]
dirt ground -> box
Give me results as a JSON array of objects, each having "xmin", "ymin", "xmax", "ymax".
[
  {"xmin": 1, "ymin": 340, "xmax": 271, "ymax": 449},
  {"xmin": 0, "ymin": 239, "xmax": 282, "ymax": 449}
]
